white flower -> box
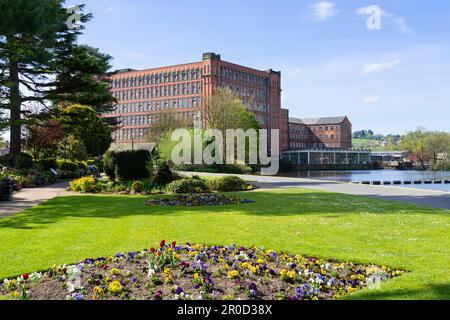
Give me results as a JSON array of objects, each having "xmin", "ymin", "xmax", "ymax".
[{"xmin": 147, "ymin": 268, "xmax": 156, "ymax": 278}]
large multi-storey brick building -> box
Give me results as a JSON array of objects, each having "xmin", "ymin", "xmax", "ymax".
[
  {"xmin": 284, "ymin": 114, "xmax": 352, "ymax": 150},
  {"xmin": 104, "ymin": 53, "xmax": 281, "ymax": 147},
  {"xmin": 104, "ymin": 52, "xmax": 353, "ymax": 155}
]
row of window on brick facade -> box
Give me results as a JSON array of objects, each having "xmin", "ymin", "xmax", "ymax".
[
  {"xmin": 221, "ymin": 67, "xmax": 269, "ymax": 86},
  {"xmin": 111, "ymin": 68, "xmax": 203, "ymax": 89},
  {"xmin": 289, "ymin": 142, "xmax": 326, "ymax": 149},
  {"xmin": 222, "ymin": 83, "xmax": 269, "ymax": 103},
  {"xmin": 110, "ymin": 96, "xmax": 203, "ymax": 114},
  {"xmin": 116, "ymin": 110, "xmax": 200, "ymax": 127},
  {"xmin": 113, "ymin": 112, "xmax": 199, "ymax": 140},
  {"xmin": 112, "ymin": 82, "xmax": 202, "ymax": 101},
  {"xmin": 318, "ymin": 134, "xmax": 339, "ymax": 140},
  {"xmin": 312, "ymin": 126, "xmax": 340, "ymax": 132}
]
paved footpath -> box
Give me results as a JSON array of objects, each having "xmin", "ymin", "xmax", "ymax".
[
  {"xmin": 183, "ymin": 172, "xmax": 450, "ymax": 210},
  {"xmin": 0, "ymin": 182, "xmax": 71, "ymax": 219}
]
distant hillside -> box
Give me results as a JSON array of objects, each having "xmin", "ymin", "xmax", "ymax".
[{"xmin": 353, "ymin": 130, "xmax": 402, "ymax": 151}]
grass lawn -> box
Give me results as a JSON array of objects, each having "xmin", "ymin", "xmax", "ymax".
[{"xmin": 0, "ymin": 189, "xmax": 449, "ymax": 300}]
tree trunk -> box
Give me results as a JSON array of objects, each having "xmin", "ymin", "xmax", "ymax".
[{"xmin": 9, "ymin": 58, "xmax": 22, "ymax": 155}]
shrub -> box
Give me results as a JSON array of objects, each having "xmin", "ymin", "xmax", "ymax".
[
  {"xmin": 0, "ymin": 153, "xmax": 35, "ymax": 170},
  {"xmin": 76, "ymin": 161, "xmax": 88, "ymax": 170},
  {"xmin": 69, "ymin": 176, "xmax": 99, "ymax": 193},
  {"xmin": 94, "ymin": 159, "xmax": 104, "ymax": 173},
  {"xmin": 104, "ymin": 150, "xmax": 150, "ymax": 181},
  {"xmin": 103, "ymin": 151, "xmax": 117, "ymax": 181},
  {"xmin": 37, "ymin": 172, "xmax": 57, "ymax": 186},
  {"xmin": 58, "ymin": 170, "xmax": 81, "ymax": 180},
  {"xmin": 57, "ymin": 160, "xmax": 79, "ymax": 172},
  {"xmin": 36, "ymin": 158, "xmax": 58, "ymax": 171},
  {"xmin": 130, "ymin": 181, "xmax": 144, "ymax": 193},
  {"xmin": 166, "ymin": 177, "xmax": 209, "ymax": 194},
  {"xmin": 152, "ymin": 161, "xmax": 178, "ymax": 186},
  {"xmin": 207, "ymin": 176, "xmax": 247, "ymax": 192}
]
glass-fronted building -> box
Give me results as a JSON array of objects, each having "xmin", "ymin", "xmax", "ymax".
[{"xmin": 281, "ymin": 149, "xmax": 372, "ymax": 165}]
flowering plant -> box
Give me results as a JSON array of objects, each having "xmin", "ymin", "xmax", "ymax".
[{"xmin": 0, "ymin": 241, "xmax": 405, "ymax": 300}]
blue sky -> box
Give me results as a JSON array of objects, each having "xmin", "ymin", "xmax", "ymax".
[{"xmin": 64, "ymin": 1, "xmax": 450, "ymax": 134}]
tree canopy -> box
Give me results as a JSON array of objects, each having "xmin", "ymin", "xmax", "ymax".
[
  {"xmin": 0, "ymin": 0, "xmax": 115, "ymax": 155},
  {"xmin": 59, "ymin": 104, "xmax": 112, "ymax": 157},
  {"xmin": 401, "ymin": 128, "xmax": 450, "ymax": 170}
]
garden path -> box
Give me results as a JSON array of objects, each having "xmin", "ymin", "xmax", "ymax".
[{"xmin": 0, "ymin": 182, "xmax": 72, "ymax": 219}]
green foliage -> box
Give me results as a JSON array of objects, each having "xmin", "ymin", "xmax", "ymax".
[
  {"xmin": 65, "ymin": 135, "xmax": 89, "ymax": 161},
  {"xmin": 204, "ymin": 88, "xmax": 261, "ymax": 132},
  {"xmin": 0, "ymin": 153, "xmax": 35, "ymax": 170},
  {"xmin": 56, "ymin": 160, "xmax": 79, "ymax": 172},
  {"xmin": 0, "ymin": 1, "xmax": 93, "ymax": 154},
  {"xmin": 59, "ymin": 105, "xmax": 112, "ymax": 157},
  {"xmin": 207, "ymin": 176, "xmax": 247, "ymax": 192},
  {"xmin": 1, "ymin": 190, "xmax": 449, "ymax": 300},
  {"xmin": 69, "ymin": 177, "xmax": 99, "ymax": 193},
  {"xmin": 400, "ymin": 128, "xmax": 450, "ymax": 170},
  {"xmin": 104, "ymin": 150, "xmax": 150, "ymax": 181},
  {"xmin": 152, "ymin": 161, "xmax": 178, "ymax": 186},
  {"xmin": 57, "ymin": 170, "xmax": 81, "ymax": 180},
  {"xmin": 103, "ymin": 151, "xmax": 117, "ymax": 181},
  {"xmin": 130, "ymin": 181, "xmax": 144, "ymax": 193},
  {"xmin": 166, "ymin": 177, "xmax": 208, "ymax": 194},
  {"xmin": 51, "ymin": 45, "xmax": 116, "ymax": 114},
  {"xmin": 36, "ymin": 158, "xmax": 58, "ymax": 171}
]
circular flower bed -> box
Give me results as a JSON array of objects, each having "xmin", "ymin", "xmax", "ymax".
[
  {"xmin": 145, "ymin": 194, "xmax": 256, "ymax": 207},
  {"xmin": 0, "ymin": 241, "xmax": 404, "ymax": 300}
]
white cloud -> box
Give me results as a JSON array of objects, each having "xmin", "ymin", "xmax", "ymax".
[
  {"xmin": 392, "ymin": 17, "xmax": 411, "ymax": 34},
  {"xmin": 356, "ymin": 6, "xmax": 412, "ymax": 33},
  {"xmin": 361, "ymin": 60, "xmax": 400, "ymax": 75},
  {"xmin": 362, "ymin": 96, "xmax": 380, "ymax": 104},
  {"xmin": 313, "ymin": 2, "xmax": 337, "ymax": 21}
]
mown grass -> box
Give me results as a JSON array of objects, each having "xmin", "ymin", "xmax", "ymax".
[{"xmin": 0, "ymin": 189, "xmax": 449, "ymax": 300}]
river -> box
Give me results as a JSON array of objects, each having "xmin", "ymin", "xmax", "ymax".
[{"xmin": 282, "ymin": 170, "xmax": 450, "ymax": 192}]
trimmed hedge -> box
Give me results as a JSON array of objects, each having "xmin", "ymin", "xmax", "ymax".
[
  {"xmin": 104, "ymin": 150, "xmax": 150, "ymax": 181},
  {"xmin": 207, "ymin": 176, "xmax": 247, "ymax": 192},
  {"xmin": 166, "ymin": 177, "xmax": 208, "ymax": 194},
  {"xmin": 56, "ymin": 160, "xmax": 79, "ymax": 172},
  {"xmin": 37, "ymin": 158, "xmax": 58, "ymax": 171},
  {"xmin": 0, "ymin": 153, "xmax": 35, "ymax": 170}
]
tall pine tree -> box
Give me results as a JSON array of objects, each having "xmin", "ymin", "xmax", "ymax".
[{"xmin": 0, "ymin": 0, "xmax": 115, "ymax": 155}]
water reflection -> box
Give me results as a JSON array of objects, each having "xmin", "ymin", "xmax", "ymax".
[{"xmin": 281, "ymin": 170, "xmax": 450, "ymax": 192}]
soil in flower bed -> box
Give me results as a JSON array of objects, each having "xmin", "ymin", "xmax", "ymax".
[
  {"xmin": 145, "ymin": 193, "xmax": 256, "ymax": 207},
  {"xmin": 0, "ymin": 242, "xmax": 405, "ymax": 300}
]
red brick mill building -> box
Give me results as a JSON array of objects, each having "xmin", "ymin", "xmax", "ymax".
[{"xmin": 103, "ymin": 52, "xmax": 352, "ymax": 155}]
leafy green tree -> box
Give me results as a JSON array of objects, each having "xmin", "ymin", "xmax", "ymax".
[
  {"xmin": 49, "ymin": 45, "xmax": 116, "ymax": 114},
  {"xmin": 59, "ymin": 135, "xmax": 88, "ymax": 161},
  {"xmin": 424, "ymin": 132, "xmax": 450, "ymax": 171},
  {"xmin": 204, "ymin": 89, "xmax": 260, "ymax": 133},
  {"xmin": 144, "ymin": 112, "xmax": 193, "ymax": 144},
  {"xmin": 0, "ymin": 0, "xmax": 87, "ymax": 155},
  {"xmin": 402, "ymin": 128, "xmax": 430, "ymax": 170},
  {"xmin": 1, "ymin": 1, "xmax": 114, "ymax": 155},
  {"xmin": 59, "ymin": 104, "xmax": 112, "ymax": 157}
]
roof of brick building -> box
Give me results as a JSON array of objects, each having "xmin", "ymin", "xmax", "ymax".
[{"xmin": 289, "ymin": 116, "xmax": 348, "ymax": 125}]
